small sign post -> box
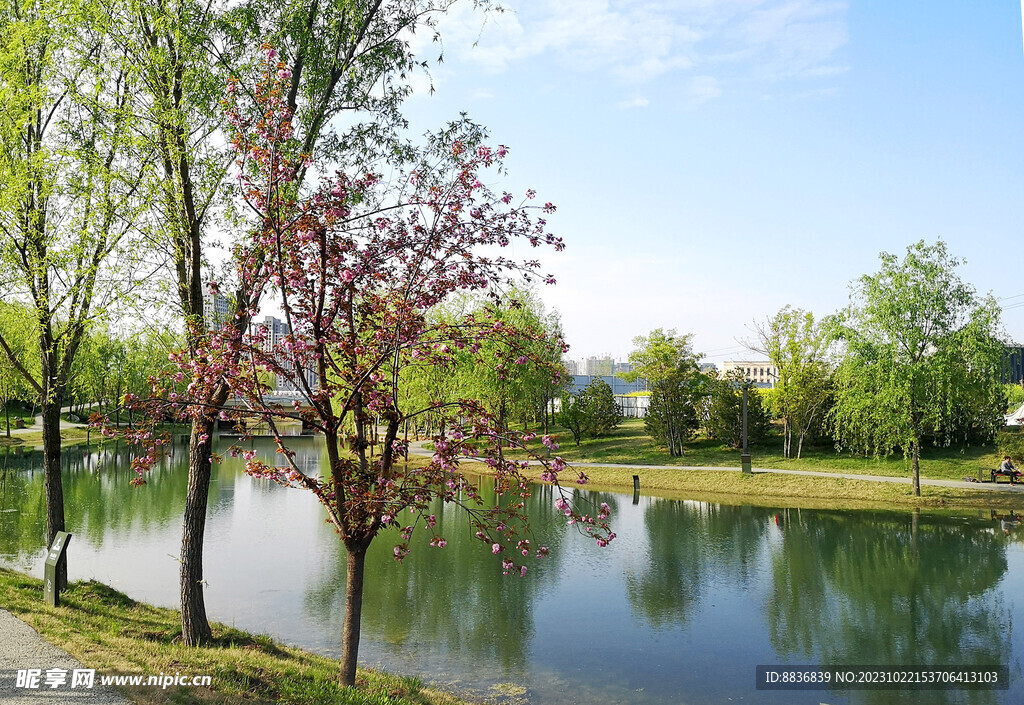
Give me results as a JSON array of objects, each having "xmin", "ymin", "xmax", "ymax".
[{"xmin": 44, "ymin": 531, "xmax": 72, "ymax": 607}]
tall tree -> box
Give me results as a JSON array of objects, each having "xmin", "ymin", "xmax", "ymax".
[
  {"xmin": 110, "ymin": 0, "xmax": 493, "ymax": 644},
  {"xmin": 829, "ymin": 240, "xmax": 1004, "ymax": 496},
  {"xmin": 121, "ymin": 58, "xmax": 613, "ymax": 686},
  {"xmin": 0, "ymin": 0, "xmax": 144, "ymax": 590},
  {"xmin": 752, "ymin": 306, "xmax": 832, "ymax": 459},
  {"xmin": 558, "ymin": 378, "xmax": 621, "ymax": 446},
  {"xmin": 622, "ymin": 329, "xmax": 703, "ymax": 456}
]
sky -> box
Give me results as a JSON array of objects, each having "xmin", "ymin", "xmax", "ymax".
[{"xmin": 399, "ymin": 0, "xmax": 1024, "ymax": 364}]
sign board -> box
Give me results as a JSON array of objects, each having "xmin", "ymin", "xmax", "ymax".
[{"xmin": 43, "ymin": 531, "xmax": 72, "ymax": 607}]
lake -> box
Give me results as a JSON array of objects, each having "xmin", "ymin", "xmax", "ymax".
[{"xmin": 1, "ymin": 438, "xmax": 1022, "ymax": 704}]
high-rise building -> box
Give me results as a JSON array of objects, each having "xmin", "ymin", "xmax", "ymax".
[
  {"xmin": 202, "ymin": 290, "xmax": 230, "ymax": 329},
  {"xmin": 261, "ymin": 315, "xmax": 290, "ymax": 353},
  {"xmin": 585, "ymin": 356, "xmax": 615, "ymax": 377},
  {"xmin": 258, "ymin": 315, "xmax": 319, "ymax": 393}
]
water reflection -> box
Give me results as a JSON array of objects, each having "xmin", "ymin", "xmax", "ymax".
[
  {"xmin": 1, "ymin": 442, "xmax": 1022, "ymax": 704},
  {"xmin": 305, "ymin": 482, "xmax": 575, "ymax": 674},
  {"xmin": 626, "ymin": 501, "xmax": 774, "ymax": 629},
  {"xmin": 767, "ymin": 508, "xmax": 1012, "ymax": 705}
]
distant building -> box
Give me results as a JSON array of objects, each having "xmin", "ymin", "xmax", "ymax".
[
  {"xmin": 568, "ymin": 374, "xmax": 646, "ymax": 396},
  {"xmin": 585, "ymin": 356, "xmax": 615, "ymax": 376},
  {"xmin": 700, "ymin": 362, "xmax": 718, "ymax": 374},
  {"xmin": 720, "ymin": 360, "xmax": 778, "ymax": 389},
  {"xmin": 563, "ymin": 358, "xmax": 580, "ymax": 376},
  {"xmin": 260, "ymin": 315, "xmax": 290, "ymax": 353},
  {"xmin": 257, "ymin": 315, "xmax": 318, "ymax": 393},
  {"xmin": 614, "ymin": 361, "xmax": 634, "ymax": 375},
  {"xmin": 202, "ymin": 290, "xmax": 230, "ymax": 329}
]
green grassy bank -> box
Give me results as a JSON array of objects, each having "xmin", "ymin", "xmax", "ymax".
[
  {"xmin": 0, "ymin": 569, "xmax": 471, "ymax": 705},
  {"xmin": 0, "ymin": 427, "xmax": 92, "ymax": 448},
  {"xmin": 455, "ymin": 419, "xmax": 1024, "ymax": 512},
  {"xmin": 547, "ymin": 464, "xmax": 1024, "ymax": 512},
  {"xmin": 522, "ymin": 418, "xmax": 1004, "ymax": 481}
]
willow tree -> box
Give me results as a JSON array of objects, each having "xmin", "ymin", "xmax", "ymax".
[
  {"xmin": 0, "ymin": 302, "xmax": 36, "ymax": 436},
  {"xmin": 109, "ymin": 0, "xmax": 494, "ymax": 644},
  {"xmin": 0, "ymin": 0, "xmax": 145, "ymax": 590},
  {"xmin": 829, "ymin": 240, "xmax": 1004, "ymax": 496}
]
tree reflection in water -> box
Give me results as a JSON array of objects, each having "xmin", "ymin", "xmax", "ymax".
[{"xmin": 767, "ymin": 508, "xmax": 1010, "ymax": 705}]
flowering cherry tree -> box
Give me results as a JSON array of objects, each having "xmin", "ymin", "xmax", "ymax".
[{"xmin": 117, "ymin": 48, "xmax": 614, "ymax": 687}]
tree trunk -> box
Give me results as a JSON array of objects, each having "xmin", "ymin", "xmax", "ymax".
[
  {"xmin": 911, "ymin": 440, "xmax": 921, "ymax": 497},
  {"xmin": 796, "ymin": 429, "xmax": 806, "ymax": 459},
  {"xmin": 41, "ymin": 396, "xmax": 67, "ymax": 592},
  {"xmin": 179, "ymin": 418, "xmax": 215, "ymax": 645},
  {"xmin": 339, "ymin": 543, "xmax": 368, "ymax": 687}
]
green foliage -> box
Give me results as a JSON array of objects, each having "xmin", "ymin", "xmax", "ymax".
[
  {"xmin": 645, "ymin": 380, "xmax": 701, "ymax": 456},
  {"xmin": 401, "ymin": 289, "xmax": 567, "ymax": 437},
  {"xmin": 997, "ymin": 429, "xmax": 1024, "ymax": 461},
  {"xmin": 705, "ymin": 372, "xmax": 772, "ymax": 449},
  {"xmin": 754, "ymin": 306, "xmax": 833, "ymax": 458},
  {"xmin": 0, "ymin": 302, "xmax": 37, "ymax": 434},
  {"xmin": 581, "ymin": 378, "xmax": 621, "ymax": 437},
  {"xmin": 558, "ymin": 379, "xmax": 621, "ymax": 446},
  {"xmin": 72, "ymin": 325, "xmax": 180, "ymax": 422},
  {"xmin": 829, "ymin": 240, "xmax": 1005, "ymax": 494},
  {"xmin": 1004, "ymin": 384, "xmax": 1024, "ymax": 413},
  {"xmin": 625, "ymin": 329, "xmax": 704, "ymax": 456}
]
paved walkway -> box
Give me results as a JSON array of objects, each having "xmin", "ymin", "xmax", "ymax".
[
  {"xmin": 0, "ymin": 609, "xmax": 130, "ymax": 704},
  {"xmin": 407, "ymin": 440, "xmax": 1024, "ymax": 492},
  {"xmin": 4, "ymin": 404, "xmax": 93, "ymax": 438}
]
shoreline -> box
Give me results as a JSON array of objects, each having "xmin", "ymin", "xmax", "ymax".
[
  {"xmin": 0, "ymin": 568, "xmax": 475, "ymax": 705},
  {"xmin": 466, "ymin": 461, "xmax": 1024, "ymax": 513}
]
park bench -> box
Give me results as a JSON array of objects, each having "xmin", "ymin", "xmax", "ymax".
[{"xmin": 986, "ymin": 468, "xmax": 1019, "ymax": 484}]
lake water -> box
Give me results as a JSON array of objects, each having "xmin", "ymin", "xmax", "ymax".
[{"xmin": 2, "ymin": 438, "xmax": 1023, "ymax": 704}]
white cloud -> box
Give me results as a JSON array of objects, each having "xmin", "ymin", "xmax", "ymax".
[
  {"xmin": 684, "ymin": 75, "xmax": 722, "ymax": 106},
  {"xmin": 420, "ymin": 0, "xmax": 848, "ymax": 96},
  {"xmin": 617, "ymin": 96, "xmax": 650, "ymax": 109}
]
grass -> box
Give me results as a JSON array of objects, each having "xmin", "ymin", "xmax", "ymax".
[
  {"xmin": 0, "ymin": 426, "xmax": 92, "ymax": 448},
  {"xmin": 520, "ymin": 418, "xmax": 1003, "ymax": 481},
  {"xmin": 0, "ymin": 569, "xmax": 474, "ymax": 705},
  {"xmin": 447, "ymin": 418, "xmax": 1024, "ymax": 512},
  {"xmin": 542, "ymin": 465, "xmax": 1024, "ymax": 512}
]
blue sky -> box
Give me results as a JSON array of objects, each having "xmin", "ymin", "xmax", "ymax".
[{"xmin": 402, "ymin": 1, "xmax": 1024, "ymax": 363}]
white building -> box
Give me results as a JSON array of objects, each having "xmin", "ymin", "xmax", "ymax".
[
  {"xmin": 720, "ymin": 360, "xmax": 778, "ymax": 389},
  {"xmin": 258, "ymin": 315, "xmax": 319, "ymax": 393},
  {"xmin": 202, "ymin": 290, "xmax": 230, "ymax": 329}
]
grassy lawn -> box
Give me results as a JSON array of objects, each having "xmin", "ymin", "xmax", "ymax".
[
  {"xmin": 522, "ymin": 418, "xmax": 1002, "ymax": 482},
  {"xmin": 0, "ymin": 427, "xmax": 92, "ymax": 448},
  {"xmin": 0, "ymin": 569, "xmax": 473, "ymax": 705},
  {"xmin": 534, "ymin": 464, "xmax": 1024, "ymax": 512}
]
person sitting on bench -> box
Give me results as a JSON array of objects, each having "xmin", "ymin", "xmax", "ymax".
[{"xmin": 998, "ymin": 456, "xmax": 1022, "ymax": 483}]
